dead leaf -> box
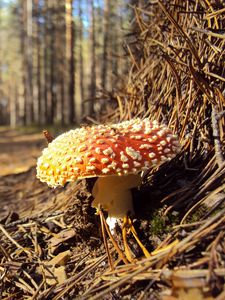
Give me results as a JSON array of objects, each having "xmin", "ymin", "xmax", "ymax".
[
  {"xmin": 49, "ymin": 228, "xmax": 76, "ymax": 253},
  {"xmin": 37, "ymin": 250, "xmax": 70, "ymax": 286}
]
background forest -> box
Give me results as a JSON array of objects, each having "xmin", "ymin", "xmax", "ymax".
[{"xmin": 0, "ymin": 0, "xmax": 136, "ymax": 127}]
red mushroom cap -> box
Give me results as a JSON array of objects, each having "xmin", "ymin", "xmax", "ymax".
[{"xmin": 36, "ymin": 119, "xmax": 181, "ymax": 187}]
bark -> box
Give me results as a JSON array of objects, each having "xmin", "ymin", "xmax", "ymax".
[
  {"xmin": 49, "ymin": 0, "xmax": 56, "ymax": 124},
  {"xmin": 54, "ymin": 0, "xmax": 65, "ymax": 125},
  {"xmin": 20, "ymin": 0, "xmax": 33, "ymax": 125},
  {"xmin": 66, "ymin": 0, "xmax": 75, "ymax": 124},
  {"xmin": 33, "ymin": 0, "xmax": 41, "ymax": 124},
  {"xmin": 9, "ymin": 82, "xmax": 17, "ymax": 127},
  {"xmin": 64, "ymin": 0, "xmax": 75, "ymax": 124},
  {"xmin": 77, "ymin": 0, "xmax": 84, "ymax": 121},
  {"xmin": 101, "ymin": 0, "xmax": 110, "ymax": 91},
  {"xmin": 89, "ymin": 0, "xmax": 96, "ymax": 115},
  {"xmin": 26, "ymin": 0, "xmax": 33, "ymax": 124}
]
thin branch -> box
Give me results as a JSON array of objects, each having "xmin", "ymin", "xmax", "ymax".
[{"xmin": 211, "ymin": 106, "xmax": 224, "ymax": 166}]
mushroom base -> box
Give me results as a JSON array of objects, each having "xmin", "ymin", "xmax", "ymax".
[{"xmin": 91, "ymin": 174, "xmax": 142, "ymax": 219}]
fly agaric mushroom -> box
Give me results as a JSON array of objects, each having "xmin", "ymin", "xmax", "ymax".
[{"xmin": 37, "ymin": 118, "xmax": 180, "ymax": 260}]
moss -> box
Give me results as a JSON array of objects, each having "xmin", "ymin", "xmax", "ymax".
[
  {"xmin": 187, "ymin": 204, "xmax": 208, "ymax": 223},
  {"xmin": 149, "ymin": 208, "xmax": 180, "ymax": 237},
  {"xmin": 150, "ymin": 212, "xmax": 166, "ymax": 236}
]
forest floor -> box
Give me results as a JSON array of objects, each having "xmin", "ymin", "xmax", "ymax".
[
  {"xmin": 0, "ymin": 128, "xmax": 45, "ymax": 176},
  {"xmin": 0, "ymin": 128, "xmax": 224, "ymax": 299},
  {"xmin": 0, "ymin": 128, "xmax": 112, "ymax": 299}
]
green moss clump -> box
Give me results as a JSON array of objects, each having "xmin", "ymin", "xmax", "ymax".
[
  {"xmin": 149, "ymin": 208, "xmax": 180, "ymax": 237},
  {"xmin": 150, "ymin": 212, "xmax": 166, "ymax": 236}
]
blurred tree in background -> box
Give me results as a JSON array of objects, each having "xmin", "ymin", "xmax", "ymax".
[{"xmin": 0, "ymin": 0, "xmax": 134, "ymax": 126}]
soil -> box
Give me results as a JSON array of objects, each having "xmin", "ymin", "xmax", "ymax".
[{"xmin": 0, "ymin": 128, "xmax": 45, "ymax": 176}]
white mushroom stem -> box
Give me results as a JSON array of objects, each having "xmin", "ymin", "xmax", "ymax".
[
  {"xmin": 106, "ymin": 217, "xmax": 120, "ymax": 233},
  {"xmin": 92, "ymin": 174, "xmax": 142, "ymax": 229}
]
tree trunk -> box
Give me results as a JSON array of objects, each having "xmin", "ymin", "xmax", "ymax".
[
  {"xmin": 49, "ymin": 0, "xmax": 56, "ymax": 124},
  {"xmin": 20, "ymin": 0, "xmax": 33, "ymax": 125},
  {"xmin": 43, "ymin": 0, "xmax": 51, "ymax": 123},
  {"xmin": 101, "ymin": 0, "xmax": 110, "ymax": 91},
  {"xmin": 68, "ymin": 0, "xmax": 75, "ymax": 124},
  {"xmin": 26, "ymin": 0, "xmax": 33, "ymax": 124},
  {"xmin": 77, "ymin": 0, "xmax": 84, "ymax": 122},
  {"xmin": 9, "ymin": 82, "xmax": 17, "ymax": 128},
  {"xmin": 54, "ymin": 0, "xmax": 65, "ymax": 125},
  {"xmin": 89, "ymin": 0, "xmax": 96, "ymax": 116},
  {"xmin": 33, "ymin": 0, "xmax": 41, "ymax": 124},
  {"xmin": 64, "ymin": 0, "xmax": 75, "ymax": 124}
]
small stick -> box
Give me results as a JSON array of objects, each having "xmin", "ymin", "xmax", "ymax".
[
  {"xmin": 98, "ymin": 208, "xmax": 114, "ymax": 270},
  {"xmin": 101, "ymin": 213, "xmax": 129, "ymax": 265},
  {"xmin": 4, "ymin": 211, "xmax": 64, "ymax": 229},
  {"xmin": 122, "ymin": 215, "xmax": 133, "ymax": 262},
  {"xmin": 0, "ymin": 224, "xmax": 30, "ymax": 255},
  {"xmin": 43, "ymin": 130, "xmax": 54, "ymax": 143},
  {"xmin": 211, "ymin": 106, "xmax": 224, "ymax": 166}
]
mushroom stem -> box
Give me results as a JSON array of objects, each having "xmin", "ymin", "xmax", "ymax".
[{"xmin": 92, "ymin": 174, "xmax": 142, "ymax": 218}]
